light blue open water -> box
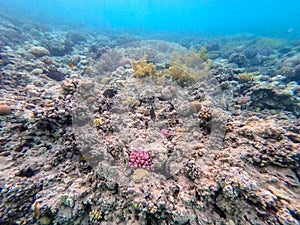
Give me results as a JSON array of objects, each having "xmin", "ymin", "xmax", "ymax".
[{"xmin": 1, "ymin": 0, "xmax": 300, "ymax": 38}]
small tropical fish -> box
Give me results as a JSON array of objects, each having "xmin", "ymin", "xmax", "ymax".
[
  {"xmin": 68, "ymin": 62, "xmax": 75, "ymax": 69},
  {"xmin": 150, "ymin": 105, "xmax": 156, "ymax": 122},
  {"xmin": 32, "ymin": 201, "xmax": 40, "ymax": 217}
]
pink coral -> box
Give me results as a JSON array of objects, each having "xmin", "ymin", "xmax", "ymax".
[
  {"xmin": 161, "ymin": 128, "xmax": 171, "ymax": 138},
  {"xmin": 129, "ymin": 150, "xmax": 154, "ymax": 170}
]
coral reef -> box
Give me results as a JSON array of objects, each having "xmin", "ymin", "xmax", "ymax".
[
  {"xmin": 0, "ymin": 13, "xmax": 299, "ymax": 225},
  {"xmin": 281, "ymin": 54, "xmax": 300, "ymax": 82}
]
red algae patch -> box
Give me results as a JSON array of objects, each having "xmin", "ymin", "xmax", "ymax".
[{"xmin": 0, "ymin": 104, "xmax": 11, "ymax": 115}]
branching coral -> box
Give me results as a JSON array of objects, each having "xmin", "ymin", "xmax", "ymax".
[
  {"xmin": 197, "ymin": 47, "xmax": 209, "ymax": 61},
  {"xmin": 132, "ymin": 49, "xmax": 211, "ymax": 87},
  {"xmin": 167, "ymin": 49, "xmax": 212, "ymax": 86},
  {"xmin": 167, "ymin": 65, "xmax": 195, "ymax": 86},
  {"xmin": 132, "ymin": 56, "xmax": 158, "ymax": 78},
  {"xmin": 183, "ymin": 47, "xmax": 209, "ymax": 67}
]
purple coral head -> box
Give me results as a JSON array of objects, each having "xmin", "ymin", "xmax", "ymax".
[
  {"xmin": 161, "ymin": 128, "xmax": 171, "ymax": 138},
  {"xmin": 129, "ymin": 150, "xmax": 154, "ymax": 170}
]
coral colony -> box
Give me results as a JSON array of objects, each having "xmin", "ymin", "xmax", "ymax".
[
  {"xmin": 160, "ymin": 128, "xmax": 171, "ymax": 138},
  {"xmin": 129, "ymin": 150, "xmax": 154, "ymax": 170}
]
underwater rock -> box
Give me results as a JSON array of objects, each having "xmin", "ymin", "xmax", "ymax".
[
  {"xmin": 0, "ymin": 53, "xmax": 11, "ymax": 66},
  {"xmin": 206, "ymin": 43, "xmax": 220, "ymax": 51},
  {"xmin": 0, "ymin": 104, "xmax": 11, "ymax": 115},
  {"xmin": 46, "ymin": 69, "xmax": 65, "ymax": 81},
  {"xmin": 0, "ymin": 21, "xmax": 23, "ymax": 44},
  {"xmin": 257, "ymin": 48, "xmax": 274, "ymax": 56},
  {"xmin": 132, "ymin": 168, "xmax": 150, "ymax": 183},
  {"xmin": 228, "ymin": 53, "xmax": 249, "ymax": 67},
  {"xmin": 279, "ymin": 47, "xmax": 292, "ymax": 54},
  {"xmin": 29, "ymin": 46, "xmax": 50, "ymax": 57},
  {"xmin": 45, "ymin": 40, "xmax": 72, "ymax": 56},
  {"xmin": 89, "ymin": 45, "xmax": 111, "ymax": 59},
  {"xmin": 161, "ymin": 86, "xmax": 178, "ymax": 100},
  {"xmin": 16, "ymin": 167, "xmax": 36, "ymax": 178},
  {"xmin": 281, "ymin": 55, "xmax": 300, "ymax": 81},
  {"xmin": 1, "ymin": 178, "xmax": 43, "ymax": 223},
  {"xmin": 66, "ymin": 31, "xmax": 86, "ymax": 44},
  {"xmin": 103, "ymin": 88, "xmax": 117, "ymax": 98},
  {"xmin": 244, "ymin": 49, "xmax": 258, "ymax": 59},
  {"xmin": 31, "ymin": 68, "xmax": 44, "ymax": 75},
  {"xmin": 210, "ymin": 61, "xmax": 235, "ymax": 83}
]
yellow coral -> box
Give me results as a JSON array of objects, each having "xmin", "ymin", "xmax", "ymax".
[
  {"xmin": 167, "ymin": 49, "xmax": 212, "ymax": 86},
  {"xmin": 167, "ymin": 65, "xmax": 195, "ymax": 86},
  {"xmin": 93, "ymin": 118, "xmax": 104, "ymax": 127},
  {"xmin": 237, "ymin": 72, "xmax": 259, "ymax": 82},
  {"xmin": 197, "ymin": 47, "xmax": 209, "ymax": 61},
  {"xmin": 122, "ymin": 97, "xmax": 140, "ymax": 109},
  {"xmin": 89, "ymin": 210, "xmax": 102, "ymax": 223},
  {"xmin": 170, "ymin": 51, "xmax": 182, "ymax": 65},
  {"xmin": 183, "ymin": 49, "xmax": 203, "ymax": 68},
  {"xmin": 132, "ymin": 56, "xmax": 157, "ymax": 78},
  {"xmin": 183, "ymin": 47, "xmax": 209, "ymax": 67},
  {"xmin": 131, "ymin": 49, "xmax": 211, "ymax": 87}
]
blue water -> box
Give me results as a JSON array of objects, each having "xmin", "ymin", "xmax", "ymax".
[{"xmin": 1, "ymin": 0, "xmax": 300, "ymax": 38}]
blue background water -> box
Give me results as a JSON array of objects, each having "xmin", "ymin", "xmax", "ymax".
[{"xmin": 1, "ymin": 0, "xmax": 300, "ymax": 38}]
